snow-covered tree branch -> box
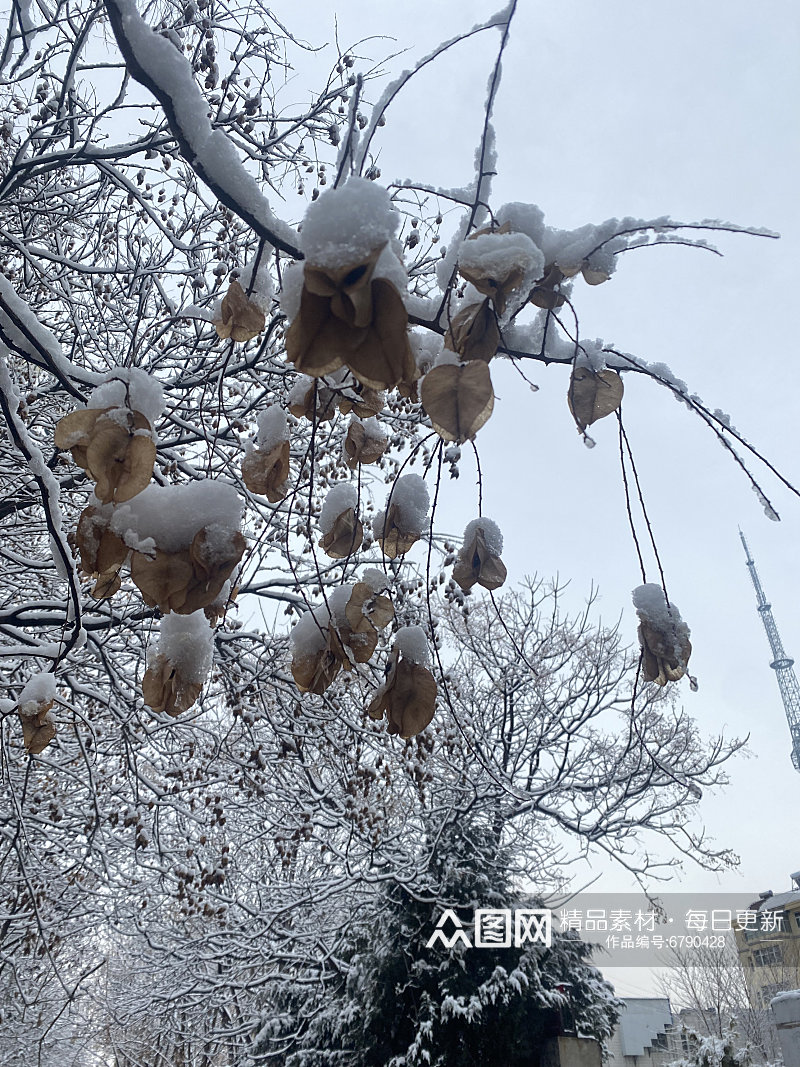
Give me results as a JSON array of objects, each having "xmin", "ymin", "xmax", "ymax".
[{"xmin": 0, "ymin": 0, "xmax": 788, "ymax": 1060}]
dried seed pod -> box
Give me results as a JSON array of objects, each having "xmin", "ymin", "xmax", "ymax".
[
  {"xmin": 338, "ymin": 620, "xmax": 379, "ymax": 664},
  {"xmin": 367, "ymin": 647, "xmax": 437, "ymax": 739},
  {"xmin": 338, "ymin": 388, "xmax": 384, "ymax": 418},
  {"xmin": 284, "ymin": 285, "xmax": 351, "ymax": 378},
  {"xmin": 285, "ymin": 250, "xmax": 382, "ymax": 378},
  {"xmin": 241, "ymin": 440, "xmax": 291, "ymax": 502},
  {"xmin": 372, "ymin": 475, "xmax": 429, "ymax": 559},
  {"xmin": 74, "ymin": 505, "xmax": 129, "ymax": 599},
  {"xmin": 529, "ymin": 287, "xmax": 567, "ymax": 310},
  {"xmin": 633, "ymin": 584, "xmax": 692, "ymax": 687},
  {"xmin": 582, "ymin": 264, "xmax": 610, "ymax": 286},
  {"xmin": 444, "ymin": 299, "xmax": 500, "ymax": 364},
  {"xmin": 214, "ymin": 280, "xmax": 266, "ymax": 342},
  {"xmin": 142, "ymin": 611, "xmax": 214, "ymax": 715},
  {"xmin": 469, "ymin": 221, "xmax": 513, "ymax": 238},
  {"xmin": 373, "ymin": 502, "xmax": 421, "ymax": 559},
  {"xmin": 458, "ymin": 261, "xmax": 526, "ymax": 317},
  {"xmin": 553, "ymin": 259, "xmax": 611, "ymax": 286},
  {"xmin": 131, "ymin": 528, "xmax": 245, "ymax": 615},
  {"xmin": 54, "ymin": 407, "xmax": 104, "ymax": 456},
  {"xmin": 638, "ymin": 621, "xmax": 693, "ymax": 686},
  {"xmin": 420, "ymin": 362, "xmax": 494, "ymax": 443},
  {"xmin": 56, "ymin": 407, "xmax": 156, "ymax": 504},
  {"xmin": 18, "ymin": 698, "xmax": 56, "ymax": 754},
  {"xmin": 75, "ymin": 506, "xmax": 128, "ymax": 574},
  {"xmin": 341, "ymin": 278, "xmax": 418, "ymax": 391},
  {"xmin": 142, "ymin": 654, "xmax": 203, "ymax": 716},
  {"xmin": 336, "ymin": 581, "xmax": 394, "ymax": 662},
  {"xmin": 319, "ymin": 507, "xmax": 364, "ymax": 559},
  {"xmin": 343, "ymin": 418, "xmax": 387, "ymax": 469},
  {"xmin": 567, "ymin": 367, "xmax": 624, "ymax": 434},
  {"xmin": 88, "ymin": 415, "xmax": 155, "ymax": 504},
  {"xmin": 286, "ymin": 255, "xmax": 417, "ymax": 391},
  {"xmin": 452, "ymin": 523, "xmax": 507, "ymax": 593},
  {"xmin": 184, "ymin": 528, "xmax": 246, "ymax": 613},
  {"xmin": 555, "ymin": 262, "xmax": 584, "ymax": 279},
  {"xmin": 344, "ymin": 582, "xmax": 394, "ymax": 632},
  {"xmin": 303, "ymin": 246, "xmax": 382, "ymax": 328},
  {"xmin": 529, "ymin": 265, "xmax": 567, "ymax": 310},
  {"xmin": 288, "ymin": 381, "xmax": 337, "ymax": 422},
  {"xmin": 291, "ymin": 625, "xmax": 349, "ymax": 695},
  {"xmin": 91, "ymin": 569, "xmax": 123, "ymax": 600},
  {"xmin": 131, "ymin": 548, "xmax": 194, "ymax": 613},
  {"xmin": 457, "ymin": 227, "xmax": 542, "ymax": 315}
]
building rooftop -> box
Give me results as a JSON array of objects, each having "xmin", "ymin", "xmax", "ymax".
[{"xmin": 753, "ymin": 890, "xmax": 800, "ymax": 913}]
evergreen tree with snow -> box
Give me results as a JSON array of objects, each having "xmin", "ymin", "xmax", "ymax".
[{"xmin": 268, "ymin": 819, "xmax": 620, "ymax": 1067}]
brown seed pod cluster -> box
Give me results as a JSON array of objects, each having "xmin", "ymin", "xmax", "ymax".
[
  {"xmin": 130, "ymin": 526, "xmax": 246, "ymax": 616},
  {"xmin": 343, "ymin": 417, "xmax": 387, "ymax": 470},
  {"xmin": 286, "ymin": 247, "xmax": 418, "ymax": 392},
  {"xmin": 56, "ymin": 375, "xmax": 245, "ymax": 716},
  {"xmin": 18, "ymin": 696, "xmax": 57, "ymax": 754},
  {"xmin": 142, "ymin": 654, "xmax": 204, "ymax": 717},
  {"xmin": 241, "ymin": 440, "xmax": 291, "ymax": 502},
  {"xmin": 290, "ymin": 583, "xmax": 395, "ymax": 697},
  {"xmin": 72, "ymin": 505, "xmax": 129, "ymax": 599},
  {"xmin": 141, "ymin": 611, "xmax": 217, "ymax": 716}
]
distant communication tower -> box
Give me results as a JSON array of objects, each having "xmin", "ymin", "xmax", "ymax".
[{"xmin": 740, "ymin": 529, "xmax": 800, "ymax": 772}]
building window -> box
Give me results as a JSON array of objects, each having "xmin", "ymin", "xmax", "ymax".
[
  {"xmin": 753, "ymin": 944, "xmax": 783, "ymax": 967},
  {"xmin": 794, "ymin": 913, "xmax": 800, "ymax": 931}
]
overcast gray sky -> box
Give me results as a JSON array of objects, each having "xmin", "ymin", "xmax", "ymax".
[{"xmin": 286, "ymin": 0, "xmax": 800, "ymax": 992}]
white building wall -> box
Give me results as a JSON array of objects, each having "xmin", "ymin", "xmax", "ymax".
[{"xmin": 771, "ymin": 990, "xmax": 800, "ymax": 1067}]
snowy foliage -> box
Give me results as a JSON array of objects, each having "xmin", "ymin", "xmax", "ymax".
[
  {"xmin": 668, "ymin": 1024, "xmax": 756, "ymax": 1067},
  {"xmin": 266, "ymin": 820, "xmax": 622, "ymax": 1067}
]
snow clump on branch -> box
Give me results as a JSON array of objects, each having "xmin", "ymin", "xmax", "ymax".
[
  {"xmin": 632, "ymin": 583, "xmax": 692, "ymax": 687},
  {"xmin": 87, "ymin": 367, "xmax": 165, "ymax": 431},
  {"xmin": 299, "ymin": 177, "xmax": 399, "ymax": 269},
  {"xmin": 142, "ymin": 610, "xmax": 215, "ymax": 716}
]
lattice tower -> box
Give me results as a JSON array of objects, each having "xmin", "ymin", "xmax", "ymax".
[{"xmin": 740, "ymin": 529, "xmax": 800, "ymax": 772}]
